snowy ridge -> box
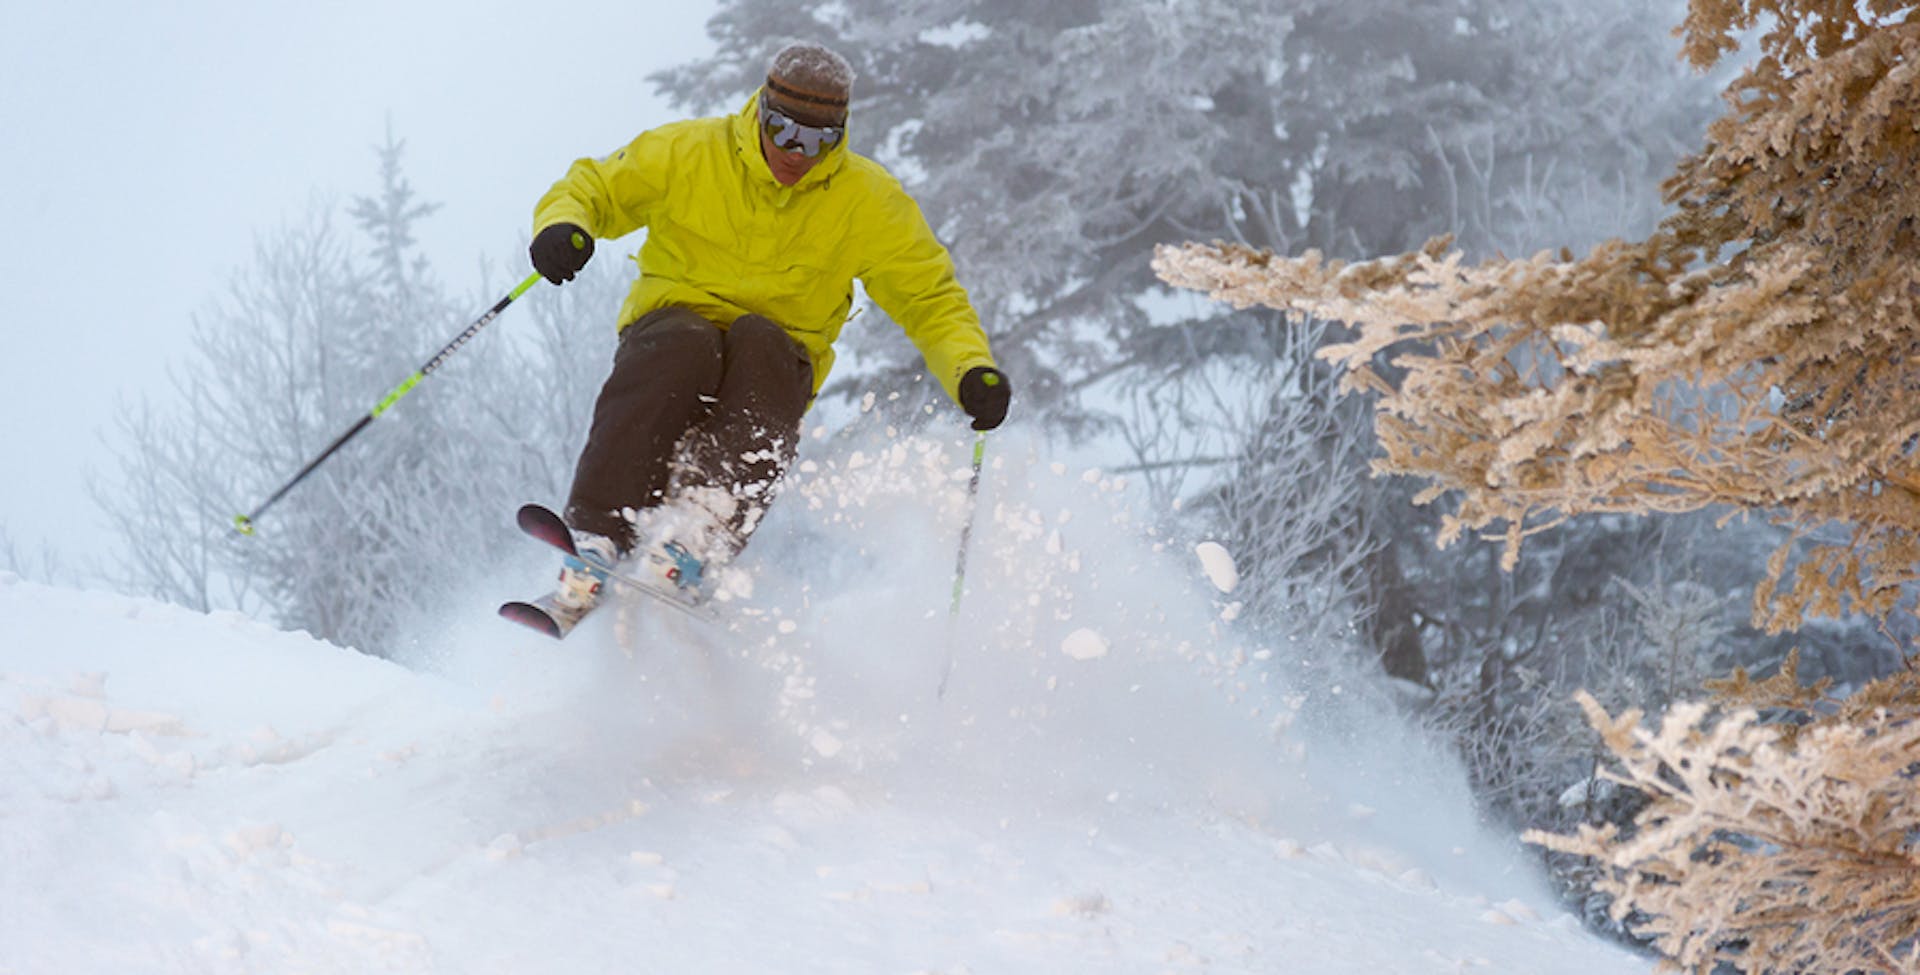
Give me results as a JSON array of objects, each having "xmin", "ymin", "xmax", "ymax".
[{"xmin": 2, "ymin": 432, "xmax": 1648, "ymax": 973}]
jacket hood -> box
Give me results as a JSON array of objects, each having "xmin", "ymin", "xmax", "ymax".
[{"xmin": 731, "ymin": 89, "xmax": 851, "ymax": 191}]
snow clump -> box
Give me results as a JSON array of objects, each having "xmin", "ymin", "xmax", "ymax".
[{"xmin": 1195, "ymin": 541, "xmax": 1239, "ymax": 593}]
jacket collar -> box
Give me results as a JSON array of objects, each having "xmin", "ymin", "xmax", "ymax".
[{"xmin": 731, "ymin": 89, "xmax": 850, "ymax": 192}]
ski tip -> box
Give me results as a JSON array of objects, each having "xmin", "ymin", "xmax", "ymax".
[
  {"xmin": 516, "ymin": 502, "xmax": 563, "ymax": 522},
  {"xmin": 515, "ymin": 503, "xmax": 580, "ymax": 559},
  {"xmin": 498, "ymin": 601, "xmax": 567, "ymax": 639}
]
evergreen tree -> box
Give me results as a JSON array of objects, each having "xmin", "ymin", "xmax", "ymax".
[
  {"xmin": 1156, "ymin": 0, "xmax": 1920, "ymax": 633},
  {"xmin": 1159, "ymin": 4, "xmax": 1920, "ymax": 955},
  {"xmin": 1528, "ymin": 669, "xmax": 1920, "ymax": 974},
  {"xmin": 650, "ymin": 5, "xmax": 1720, "ymax": 688},
  {"xmin": 654, "ymin": 0, "xmax": 1710, "ymax": 423}
]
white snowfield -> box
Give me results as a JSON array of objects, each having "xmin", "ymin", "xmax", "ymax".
[{"xmin": 0, "ymin": 435, "xmax": 1651, "ymax": 974}]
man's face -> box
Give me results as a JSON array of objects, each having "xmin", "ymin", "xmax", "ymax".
[
  {"xmin": 759, "ymin": 94, "xmax": 843, "ymax": 187},
  {"xmin": 760, "ymin": 125, "xmax": 817, "ymax": 186}
]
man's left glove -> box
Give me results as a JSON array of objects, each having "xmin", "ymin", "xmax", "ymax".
[
  {"xmin": 530, "ymin": 223, "xmax": 594, "ymax": 284},
  {"xmin": 958, "ymin": 366, "xmax": 1011, "ymax": 431}
]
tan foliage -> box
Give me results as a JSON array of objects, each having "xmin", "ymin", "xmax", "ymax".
[
  {"xmin": 1152, "ymin": 1, "xmax": 1920, "ymax": 631},
  {"xmin": 1522, "ymin": 678, "xmax": 1920, "ymax": 973},
  {"xmin": 1703, "ymin": 648, "xmax": 1835, "ymax": 746},
  {"xmin": 1708, "ymin": 646, "xmax": 1920, "ymax": 747}
]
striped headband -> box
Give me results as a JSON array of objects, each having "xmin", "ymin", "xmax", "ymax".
[{"xmin": 765, "ymin": 75, "xmax": 849, "ymax": 114}]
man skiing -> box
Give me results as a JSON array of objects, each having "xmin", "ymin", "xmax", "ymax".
[{"xmin": 525, "ymin": 41, "xmax": 1010, "ymax": 619}]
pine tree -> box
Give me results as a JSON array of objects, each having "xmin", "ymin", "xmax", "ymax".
[
  {"xmin": 1155, "ymin": 7, "xmax": 1920, "ymax": 963},
  {"xmin": 652, "ymin": 0, "xmax": 1710, "ymax": 423},
  {"xmin": 647, "ymin": 0, "xmax": 1718, "ymax": 692},
  {"xmin": 1525, "ymin": 674, "xmax": 1920, "ymax": 974},
  {"xmin": 1156, "ymin": 1, "xmax": 1920, "ymax": 633}
]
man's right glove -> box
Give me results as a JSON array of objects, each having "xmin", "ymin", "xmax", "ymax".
[
  {"xmin": 958, "ymin": 366, "xmax": 1011, "ymax": 431},
  {"xmin": 530, "ymin": 223, "xmax": 594, "ymax": 284}
]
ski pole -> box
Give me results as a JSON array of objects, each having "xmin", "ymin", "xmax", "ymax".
[
  {"xmin": 232, "ymin": 270, "xmax": 545, "ymax": 535},
  {"xmin": 937, "ymin": 431, "xmax": 989, "ymax": 699}
]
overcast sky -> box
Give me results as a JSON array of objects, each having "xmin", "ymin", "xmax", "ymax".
[{"xmin": 0, "ymin": 1, "xmax": 719, "ymax": 571}]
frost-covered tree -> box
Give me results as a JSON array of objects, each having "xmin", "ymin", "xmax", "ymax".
[
  {"xmin": 100, "ymin": 206, "xmax": 370, "ymax": 619},
  {"xmin": 0, "ymin": 523, "xmax": 73, "ymax": 588},
  {"xmin": 101, "ymin": 135, "xmax": 613, "ymax": 654},
  {"xmin": 1155, "ymin": 3, "xmax": 1920, "ymax": 956},
  {"xmin": 1526, "ymin": 670, "xmax": 1920, "ymax": 974},
  {"xmin": 1409, "ymin": 515, "xmax": 1747, "ymax": 814},
  {"xmin": 1156, "ymin": 0, "xmax": 1920, "ymax": 633},
  {"xmin": 650, "ymin": 0, "xmax": 1718, "ymax": 689},
  {"xmin": 1128, "ymin": 317, "xmax": 1379, "ymax": 650},
  {"xmin": 653, "ymin": 0, "xmax": 1711, "ymax": 422}
]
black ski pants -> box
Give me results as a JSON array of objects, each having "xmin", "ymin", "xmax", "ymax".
[{"xmin": 564, "ymin": 305, "xmax": 815, "ymax": 554}]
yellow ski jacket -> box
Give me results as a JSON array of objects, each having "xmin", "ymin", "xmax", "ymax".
[{"xmin": 532, "ymin": 92, "xmax": 996, "ymax": 402}]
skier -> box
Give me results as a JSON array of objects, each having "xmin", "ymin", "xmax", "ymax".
[{"xmin": 526, "ymin": 41, "xmax": 1010, "ymax": 619}]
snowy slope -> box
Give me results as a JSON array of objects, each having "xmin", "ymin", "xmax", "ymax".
[{"xmin": 1, "ymin": 433, "xmax": 1652, "ymax": 974}]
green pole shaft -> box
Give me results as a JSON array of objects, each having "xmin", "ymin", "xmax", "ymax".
[
  {"xmin": 937, "ymin": 431, "xmax": 989, "ymax": 698},
  {"xmin": 233, "ymin": 271, "xmax": 543, "ymax": 535}
]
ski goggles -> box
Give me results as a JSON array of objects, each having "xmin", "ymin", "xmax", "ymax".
[{"xmin": 758, "ymin": 97, "xmax": 844, "ymax": 158}]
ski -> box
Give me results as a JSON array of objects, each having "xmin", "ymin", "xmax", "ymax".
[
  {"xmin": 499, "ymin": 593, "xmax": 592, "ymax": 639},
  {"xmin": 497, "ymin": 503, "xmax": 716, "ymax": 638}
]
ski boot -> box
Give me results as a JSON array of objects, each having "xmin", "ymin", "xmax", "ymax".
[
  {"xmin": 554, "ymin": 531, "xmax": 622, "ymax": 613},
  {"xmin": 640, "ymin": 537, "xmax": 706, "ymax": 597}
]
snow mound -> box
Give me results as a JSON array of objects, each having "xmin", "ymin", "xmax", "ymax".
[{"xmin": 0, "ymin": 429, "xmax": 1649, "ymax": 973}]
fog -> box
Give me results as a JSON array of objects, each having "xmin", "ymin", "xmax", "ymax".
[{"xmin": 0, "ymin": 0, "xmax": 715, "ymax": 566}]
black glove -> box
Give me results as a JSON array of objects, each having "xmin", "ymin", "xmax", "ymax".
[
  {"xmin": 530, "ymin": 223, "xmax": 594, "ymax": 284},
  {"xmin": 958, "ymin": 366, "xmax": 1011, "ymax": 431}
]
